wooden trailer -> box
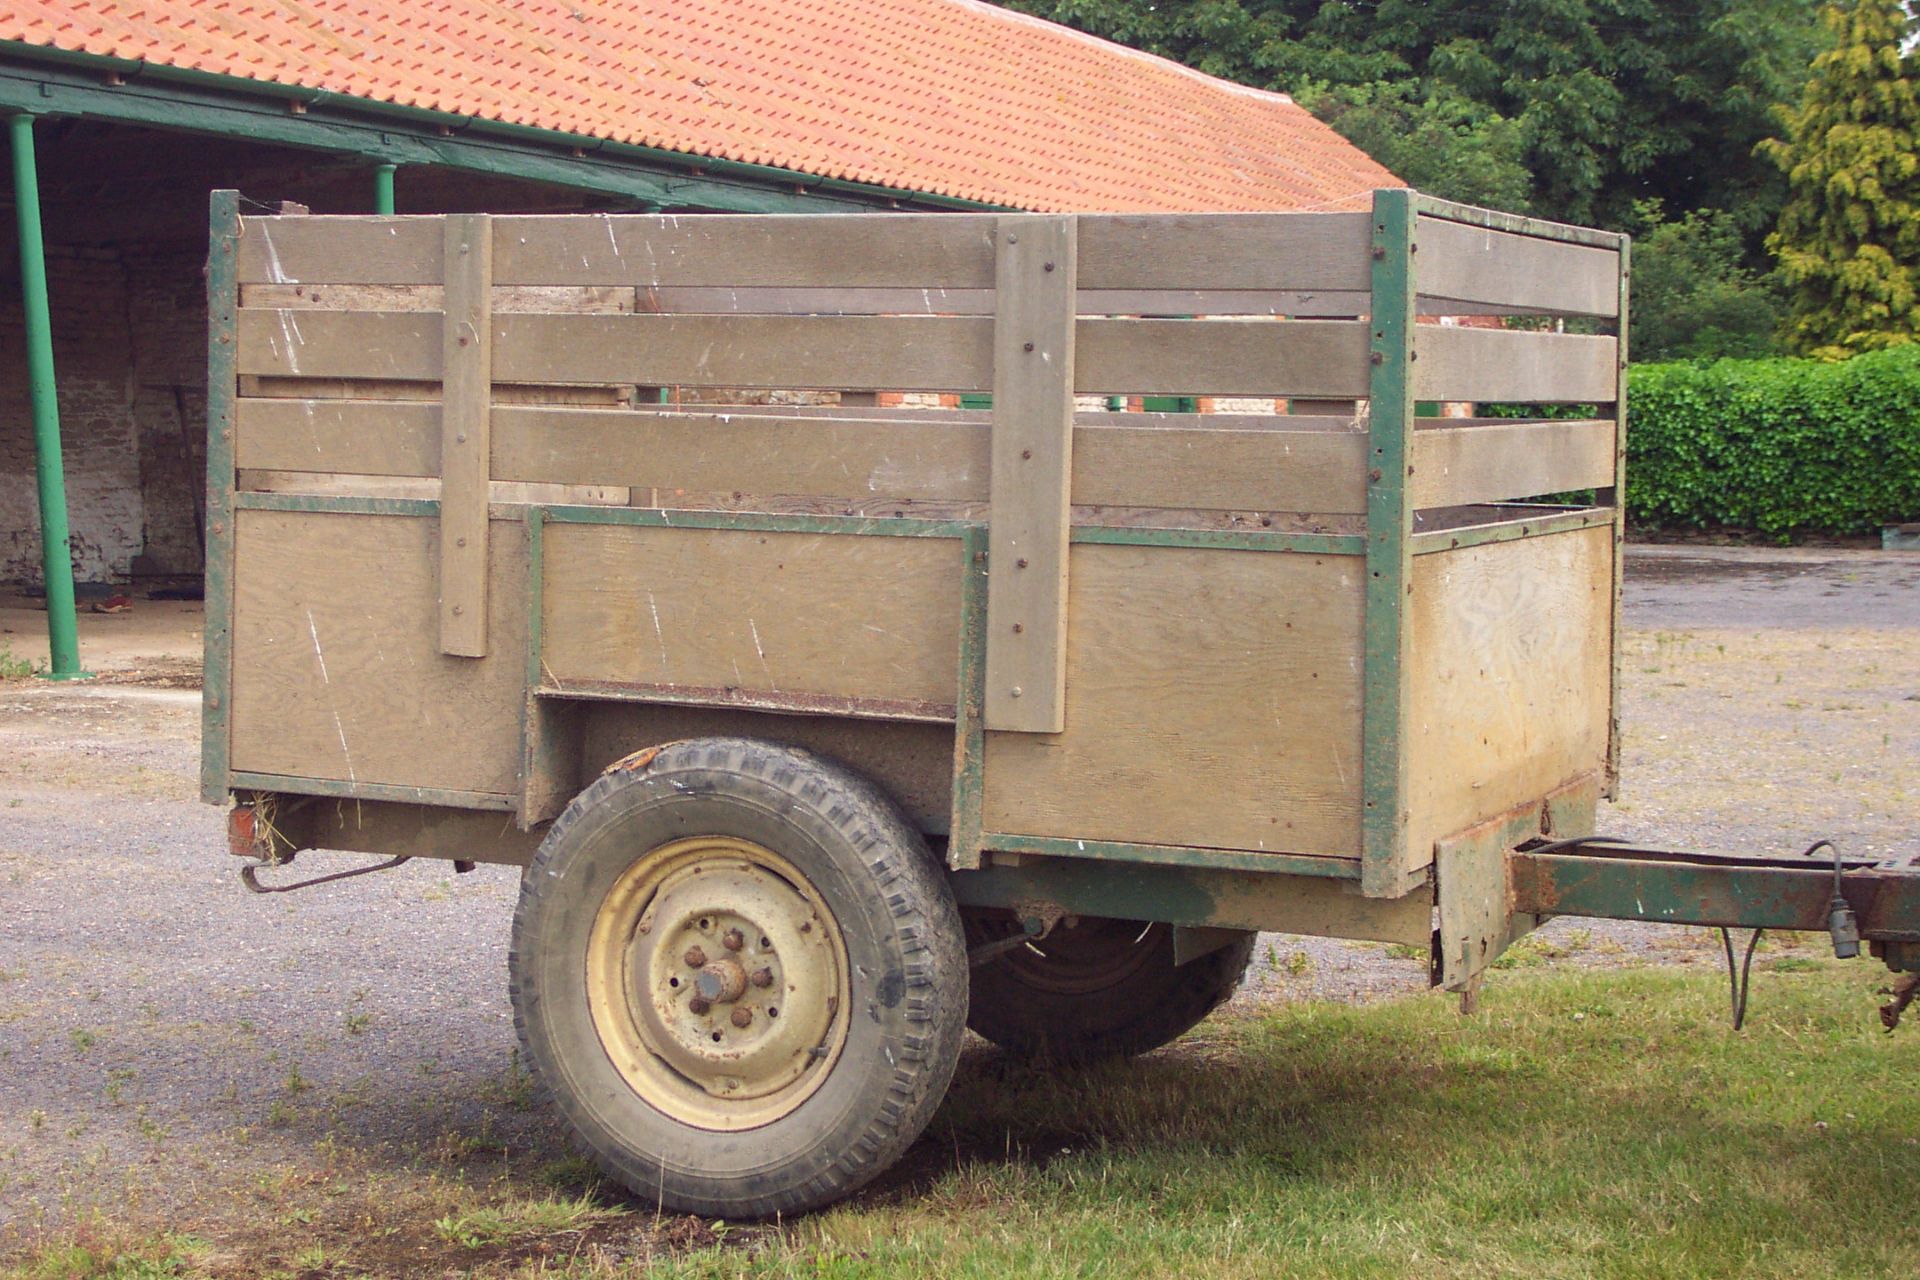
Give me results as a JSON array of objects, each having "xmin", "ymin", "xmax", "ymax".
[{"xmin": 209, "ymin": 187, "xmax": 1897, "ymax": 1216}]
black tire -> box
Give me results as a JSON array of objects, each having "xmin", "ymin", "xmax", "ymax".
[
  {"xmin": 963, "ymin": 912, "xmax": 1253, "ymax": 1063},
  {"xmin": 510, "ymin": 737, "xmax": 967, "ymax": 1218}
]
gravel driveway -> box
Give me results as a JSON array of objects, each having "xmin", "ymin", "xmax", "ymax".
[{"xmin": 2, "ymin": 543, "xmax": 1916, "ymax": 1239}]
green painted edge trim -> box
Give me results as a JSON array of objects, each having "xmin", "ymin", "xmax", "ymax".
[
  {"xmin": 0, "ymin": 44, "xmax": 1004, "ymax": 213},
  {"xmin": 947, "ymin": 526, "xmax": 989, "ymax": 870},
  {"xmin": 200, "ymin": 190, "xmax": 239, "ymax": 805},
  {"xmin": 519, "ymin": 507, "xmax": 546, "ymax": 826},
  {"xmin": 1412, "ymin": 193, "xmax": 1627, "ymax": 249},
  {"xmin": 233, "ymin": 491, "xmax": 440, "ymax": 518},
  {"xmin": 1361, "ymin": 188, "xmax": 1417, "ymax": 899},
  {"xmin": 537, "ymin": 504, "xmax": 974, "ymax": 539},
  {"xmin": 982, "ymin": 833, "xmax": 1361, "ymax": 881},
  {"xmin": 226, "ymin": 491, "xmax": 1364, "ymax": 552},
  {"xmin": 1603, "ymin": 238, "xmax": 1630, "ymax": 796},
  {"xmin": 1409, "ymin": 508, "xmax": 1610, "ymax": 555},
  {"xmin": 1068, "ymin": 525, "xmax": 1363, "ymax": 555},
  {"xmin": 230, "ymin": 771, "xmax": 516, "ymax": 811}
]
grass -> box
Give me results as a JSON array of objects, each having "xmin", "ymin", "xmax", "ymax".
[
  {"xmin": 5, "ymin": 963, "xmax": 1917, "ymax": 1279},
  {"xmin": 0, "ymin": 646, "xmax": 40, "ymax": 680}
]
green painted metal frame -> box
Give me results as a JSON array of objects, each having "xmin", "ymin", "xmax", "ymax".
[
  {"xmin": 1603, "ymin": 241, "xmax": 1631, "ymax": 794},
  {"xmin": 201, "ymin": 190, "xmax": 240, "ymax": 802},
  {"xmin": 1410, "ymin": 508, "xmax": 1611, "ymax": 556},
  {"xmin": 373, "ymin": 162, "xmax": 397, "ymax": 215},
  {"xmin": 10, "ymin": 113, "xmax": 87, "ymax": 680},
  {"xmin": 0, "ymin": 46, "xmax": 998, "ymax": 215},
  {"xmin": 946, "ymin": 526, "xmax": 990, "ymax": 870},
  {"xmin": 980, "ymin": 833, "xmax": 1359, "ymax": 881},
  {"xmin": 232, "ymin": 491, "xmax": 440, "ymax": 519},
  {"xmin": 1360, "ymin": 188, "xmax": 1417, "ymax": 898}
]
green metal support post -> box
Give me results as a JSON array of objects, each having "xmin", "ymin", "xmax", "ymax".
[
  {"xmin": 373, "ymin": 163, "xmax": 397, "ymax": 215},
  {"xmin": 10, "ymin": 112, "xmax": 87, "ymax": 680}
]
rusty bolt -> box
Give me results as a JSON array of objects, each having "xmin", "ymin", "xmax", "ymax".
[
  {"xmin": 722, "ymin": 928, "xmax": 745, "ymax": 952},
  {"xmin": 751, "ymin": 967, "xmax": 774, "ymax": 988},
  {"xmin": 1043, "ymin": 261, "xmax": 1055, "ymax": 272},
  {"xmin": 1021, "ymin": 449, "xmax": 1032, "ymax": 460},
  {"xmin": 731, "ymin": 1007, "xmax": 753, "ymax": 1028},
  {"xmin": 1016, "ymin": 558, "xmax": 1028, "ymax": 569},
  {"xmin": 799, "ymin": 921, "xmax": 812, "ymax": 933},
  {"xmin": 684, "ymin": 946, "xmax": 707, "ymax": 968},
  {"xmin": 1023, "ymin": 342, "xmax": 1035, "ymax": 352},
  {"xmin": 688, "ymin": 996, "xmax": 711, "ymax": 1015},
  {"xmin": 1012, "ymin": 623, "xmax": 1023, "ymax": 634}
]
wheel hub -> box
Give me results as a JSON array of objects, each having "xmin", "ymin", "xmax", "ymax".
[{"xmin": 586, "ymin": 836, "xmax": 849, "ymax": 1131}]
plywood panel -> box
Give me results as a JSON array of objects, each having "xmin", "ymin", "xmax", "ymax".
[
  {"xmin": 1412, "ymin": 420, "xmax": 1616, "ymax": 508},
  {"xmin": 1417, "ymin": 217, "xmax": 1620, "ymax": 317},
  {"xmin": 229, "ymin": 511, "xmax": 527, "ymax": 795},
  {"xmin": 983, "ymin": 545, "xmax": 1366, "ymax": 855},
  {"xmin": 541, "ymin": 524, "xmax": 963, "ymax": 707},
  {"xmin": 1405, "ymin": 527, "xmax": 1613, "ymax": 864}
]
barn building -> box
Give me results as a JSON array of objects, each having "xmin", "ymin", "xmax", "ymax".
[{"xmin": 0, "ymin": 0, "xmax": 1396, "ymax": 674}]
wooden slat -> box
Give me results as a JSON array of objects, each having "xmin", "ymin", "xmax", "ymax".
[
  {"xmin": 237, "ymin": 216, "xmax": 441, "ymax": 285},
  {"xmin": 241, "ymin": 283, "xmax": 636, "ymax": 314},
  {"xmin": 440, "ymin": 215, "xmax": 493, "ymax": 657},
  {"xmin": 1077, "ymin": 319, "xmax": 1370, "ymax": 398},
  {"xmin": 494, "ymin": 313, "xmax": 992, "ymax": 390},
  {"xmin": 492, "ymin": 212, "xmax": 997, "ymax": 288},
  {"xmin": 627, "ymin": 286, "xmax": 1370, "ymax": 317},
  {"xmin": 1412, "ymin": 420, "xmax": 1616, "ymax": 507},
  {"xmin": 236, "ymin": 399, "xmax": 439, "ymax": 475},
  {"xmin": 237, "ymin": 310, "xmax": 441, "ymax": 380},
  {"xmin": 1417, "ymin": 217, "xmax": 1621, "ymax": 317},
  {"xmin": 1077, "ymin": 213, "xmax": 1373, "ymax": 292},
  {"xmin": 983, "ymin": 544, "xmax": 1366, "ymax": 855},
  {"xmin": 236, "ymin": 402, "xmax": 1375, "ymax": 512},
  {"xmin": 540, "ymin": 524, "xmax": 962, "ymax": 707},
  {"xmin": 985, "ymin": 216, "xmax": 1077, "ymax": 734},
  {"xmin": 1412, "ymin": 327, "xmax": 1618, "ymax": 403}
]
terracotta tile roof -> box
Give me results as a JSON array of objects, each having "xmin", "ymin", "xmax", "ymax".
[{"xmin": 0, "ymin": 0, "xmax": 1401, "ymax": 212}]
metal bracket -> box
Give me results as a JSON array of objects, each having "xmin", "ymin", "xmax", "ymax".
[{"xmin": 240, "ymin": 854, "xmax": 411, "ymax": 895}]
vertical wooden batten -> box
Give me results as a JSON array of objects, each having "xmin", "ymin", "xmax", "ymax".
[
  {"xmin": 440, "ymin": 214, "xmax": 493, "ymax": 657},
  {"xmin": 983, "ymin": 215, "xmax": 1077, "ymax": 733}
]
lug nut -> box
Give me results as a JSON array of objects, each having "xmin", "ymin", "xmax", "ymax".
[
  {"xmin": 688, "ymin": 997, "xmax": 711, "ymax": 1015},
  {"xmin": 684, "ymin": 946, "xmax": 707, "ymax": 968},
  {"xmin": 722, "ymin": 928, "xmax": 745, "ymax": 952},
  {"xmin": 751, "ymin": 967, "xmax": 774, "ymax": 988},
  {"xmin": 731, "ymin": 1007, "xmax": 753, "ymax": 1028}
]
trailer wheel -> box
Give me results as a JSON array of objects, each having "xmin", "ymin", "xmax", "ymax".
[
  {"xmin": 963, "ymin": 912, "xmax": 1253, "ymax": 1063},
  {"xmin": 510, "ymin": 738, "xmax": 967, "ymax": 1218}
]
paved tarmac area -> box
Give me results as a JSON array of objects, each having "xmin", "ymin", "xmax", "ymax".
[{"xmin": 1, "ymin": 545, "xmax": 1915, "ymax": 1237}]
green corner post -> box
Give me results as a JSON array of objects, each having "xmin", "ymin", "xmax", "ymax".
[
  {"xmin": 1360, "ymin": 188, "xmax": 1417, "ymax": 898},
  {"xmin": 9, "ymin": 112, "xmax": 89, "ymax": 680},
  {"xmin": 373, "ymin": 162, "xmax": 398, "ymax": 215}
]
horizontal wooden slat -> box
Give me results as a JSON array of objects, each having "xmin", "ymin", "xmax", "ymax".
[
  {"xmin": 237, "ymin": 310, "xmax": 441, "ymax": 379},
  {"xmin": 1078, "ymin": 319, "xmax": 1370, "ymax": 397},
  {"xmin": 1412, "ymin": 327, "xmax": 1618, "ymax": 403},
  {"xmin": 240, "ymin": 402, "xmax": 1376, "ymax": 512},
  {"xmin": 237, "ymin": 216, "xmax": 441, "ymax": 285},
  {"xmin": 1417, "ymin": 217, "xmax": 1621, "ymax": 317},
  {"xmin": 495, "ymin": 313, "xmax": 992, "ymax": 390},
  {"xmin": 1411, "ymin": 420, "xmax": 1617, "ymax": 507},
  {"xmin": 1077, "ymin": 213, "xmax": 1373, "ymax": 292},
  {"xmin": 493, "ymin": 213, "xmax": 998, "ymax": 288}
]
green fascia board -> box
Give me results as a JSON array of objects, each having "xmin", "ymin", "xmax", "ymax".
[{"xmin": 0, "ymin": 41, "xmax": 1009, "ymax": 214}]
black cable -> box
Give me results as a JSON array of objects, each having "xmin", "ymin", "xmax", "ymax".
[{"xmin": 1719, "ymin": 926, "xmax": 1764, "ymax": 1031}]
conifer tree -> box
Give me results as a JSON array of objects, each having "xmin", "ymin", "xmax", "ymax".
[{"xmin": 1761, "ymin": 0, "xmax": 1920, "ymax": 357}]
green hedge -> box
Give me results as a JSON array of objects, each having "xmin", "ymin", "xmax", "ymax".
[{"xmin": 1626, "ymin": 347, "xmax": 1920, "ymax": 537}]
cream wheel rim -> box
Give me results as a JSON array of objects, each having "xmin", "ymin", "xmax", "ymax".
[{"xmin": 585, "ymin": 836, "xmax": 850, "ymax": 1131}]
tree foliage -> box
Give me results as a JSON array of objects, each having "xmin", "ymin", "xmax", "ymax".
[
  {"xmin": 1759, "ymin": 0, "xmax": 1920, "ymax": 358},
  {"xmin": 1629, "ymin": 202, "xmax": 1786, "ymax": 360}
]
